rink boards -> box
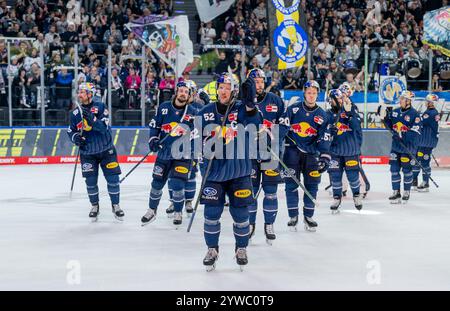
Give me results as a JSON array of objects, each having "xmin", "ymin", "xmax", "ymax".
[{"xmin": 0, "ymin": 127, "xmax": 450, "ymax": 166}]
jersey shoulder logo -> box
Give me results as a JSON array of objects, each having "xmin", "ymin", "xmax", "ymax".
[
  {"xmin": 314, "ymin": 115, "xmax": 324, "ymax": 125},
  {"xmin": 292, "ymin": 107, "xmax": 299, "ymax": 114}
]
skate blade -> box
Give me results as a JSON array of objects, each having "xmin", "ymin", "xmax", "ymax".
[
  {"xmin": 174, "ymin": 223, "xmax": 182, "ymax": 229},
  {"xmin": 166, "ymin": 213, "xmax": 174, "ymax": 218},
  {"xmin": 355, "ymin": 206, "xmax": 363, "ymax": 211},
  {"xmin": 114, "ymin": 215, "xmax": 124, "ymax": 221},
  {"xmin": 289, "ymin": 226, "xmax": 298, "ymax": 232},
  {"xmin": 239, "ymin": 265, "xmax": 245, "ymax": 272},
  {"xmin": 90, "ymin": 217, "xmax": 98, "ymax": 223},
  {"xmin": 402, "ymin": 200, "xmax": 409, "ymax": 205},
  {"xmin": 390, "ymin": 199, "xmax": 401, "ymax": 204},
  {"xmin": 265, "ymin": 239, "xmax": 274, "ymax": 246},
  {"xmin": 141, "ymin": 218, "xmax": 156, "ymax": 227},
  {"xmin": 331, "ymin": 209, "xmax": 340, "ymax": 215},
  {"xmin": 304, "ymin": 225, "xmax": 316, "ymax": 232},
  {"xmin": 418, "ymin": 189, "xmax": 429, "ymax": 193},
  {"xmin": 205, "ymin": 263, "xmax": 216, "ymax": 272}
]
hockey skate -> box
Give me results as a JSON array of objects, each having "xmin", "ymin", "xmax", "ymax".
[
  {"xmin": 166, "ymin": 202, "xmax": 174, "ymax": 218},
  {"xmin": 402, "ymin": 190, "xmax": 410, "ymax": 204},
  {"xmin": 185, "ymin": 200, "xmax": 193, "ymax": 216},
  {"xmin": 353, "ymin": 194, "xmax": 363, "ymax": 211},
  {"xmin": 412, "ymin": 179, "xmax": 418, "ymax": 192},
  {"xmin": 141, "ymin": 208, "xmax": 157, "ymax": 226},
  {"xmin": 89, "ymin": 204, "xmax": 99, "ymax": 222},
  {"xmin": 173, "ymin": 212, "xmax": 182, "ymax": 227},
  {"xmin": 112, "ymin": 204, "xmax": 124, "ymax": 221},
  {"xmin": 389, "ymin": 190, "xmax": 402, "ymax": 204},
  {"xmin": 235, "ymin": 247, "xmax": 248, "ymax": 271},
  {"xmin": 264, "ymin": 223, "xmax": 276, "ymax": 245},
  {"xmin": 330, "ymin": 197, "xmax": 341, "ymax": 214},
  {"xmin": 287, "ymin": 216, "xmax": 299, "ymax": 231},
  {"xmin": 203, "ymin": 247, "xmax": 219, "ymax": 272},
  {"xmin": 304, "ymin": 216, "xmax": 318, "ymax": 232},
  {"xmin": 417, "ymin": 182, "xmax": 429, "ymax": 193}
]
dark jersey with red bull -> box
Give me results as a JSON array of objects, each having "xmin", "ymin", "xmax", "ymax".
[
  {"xmin": 418, "ymin": 108, "xmax": 439, "ymax": 148},
  {"xmin": 326, "ymin": 105, "xmax": 362, "ymax": 156},
  {"xmin": 198, "ymin": 100, "xmax": 263, "ymax": 182},
  {"xmin": 67, "ymin": 100, "xmax": 113, "ymax": 155},
  {"xmin": 279, "ymin": 101, "xmax": 331, "ymax": 156},
  {"xmin": 190, "ymin": 100, "xmax": 204, "ymax": 115},
  {"xmin": 148, "ymin": 100, "xmax": 197, "ymax": 160},
  {"xmin": 385, "ymin": 106, "xmax": 421, "ymax": 154}
]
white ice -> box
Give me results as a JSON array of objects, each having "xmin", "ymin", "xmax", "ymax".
[{"xmin": 0, "ymin": 164, "xmax": 449, "ymax": 290}]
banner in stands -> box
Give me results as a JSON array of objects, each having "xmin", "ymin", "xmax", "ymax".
[
  {"xmin": 195, "ymin": 0, "xmax": 236, "ymax": 23},
  {"xmin": 378, "ymin": 76, "xmax": 407, "ymax": 104},
  {"xmin": 126, "ymin": 15, "xmax": 193, "ymax": 77},
  {"xmin": 281, "ymin": 90, "xmax": 450, "ymax": 129},
  {"xmin": 268, "ymin": 0, "xmax": 309, "ymax": 70},
  {"xmin": 423, "ymin": 6, "xmax": 450, "ymax": 57},
  {"xmin": 1, "ymin": 127, "xmax": 450, "ymax": 166}
]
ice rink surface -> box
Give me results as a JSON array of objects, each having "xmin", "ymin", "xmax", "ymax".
[{"xmin": 0, "ymin": 163, "xmax": 449, "ymax": 291}]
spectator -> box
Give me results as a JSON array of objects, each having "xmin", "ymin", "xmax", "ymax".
[
  {"xmin": 54, "ymin": 68, "xmax": 74, "ymax": 109},
  {"xmin": 280, "ymin": 71, "xmax": 298, "ymax": 90},
  {"xmin": 60, "ymin": 22, "xmax": 79, "ymax": 44},
  {"xmin": 199, "ymin": 21, "xmax": 217, "ymax": 75},
  {"xmin": 254, "ymin": 46, "xmax": 270, "ymax": 68},
  {"xmin": 317, "ymin": 36, "xmax": 335, "ymax": 59},
  {"xmin": 367, "ymin": 26, "xmax": 384, "ymax": 74},
  {"xmin": 214, "ymin": 51, "xmax": 229, "ymax": 75}
]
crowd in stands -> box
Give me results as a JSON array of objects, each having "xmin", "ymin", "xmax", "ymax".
[{"xmin": 0, "ymin": 0, "xmax": 448, "ymax": 118}]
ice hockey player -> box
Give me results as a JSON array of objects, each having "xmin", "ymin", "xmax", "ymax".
[
  {"xmin": 412, "ymin": 94, "xmax": 440, "ymax": 192},
  {"xmin": 166, "ymin": 80, "xmax": 205, "ymax": 218},
  {"xmin": 245, "ymin": 68, "xmax": 285, "ymax": 245},
  {"xmin": 67, "ymin": 82, "xmax": 124, "ymax": 221},
  {"xmin": 141, "ymin": 81, "xmax": 197, "ymax": 227},
  {"xmin": 326, "ymin": 88, "xmax": 363, "ymax": 213},
  {"xmin": 279, "ymin": 80, "xmax": 331, "ymax": 231},
  {"xmin": 378, "ymin": 91, "xmax": 421, "ymax": 203},
  {"xmin": 197, "ymin": 72, "xmax": 262, "ymax": 271}
]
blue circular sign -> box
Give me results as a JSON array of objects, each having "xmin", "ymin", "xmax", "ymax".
[
  {"xmin": 273, "ymin": 20, "xmax": 308, "ymax": 64},
  {"xmin": 272, "ymin": 0, "xmax": 300, "ymax": 15},
  {"xmin": 380, "ymin": 77, "xmax": 407, "ymax": 104}
]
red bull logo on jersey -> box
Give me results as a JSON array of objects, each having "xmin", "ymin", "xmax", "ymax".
[
  {"xmin": 262, "ymin": 119, "xmax": 275, "ymax": 130},
  {"xmin": 161, "ymin": 122, "xmax": 187, "ymax": 137},
  {"xmin": 336, "ymin": 122, "xmax": 352, "ymax": 135},
  {"xmin": 77, "ymin": 118, "xmax": 92, "ymax": 132},
  {"xmin": 392, "ymin": 122, "xmax": 409, "ymax": 134},
  {"xmin": 291, "ymin": 122, "xmax": 318, "ymax": 138},
  {"xmin": 211, "ymin": 126, "xmax": 238, "ymax": 145}
]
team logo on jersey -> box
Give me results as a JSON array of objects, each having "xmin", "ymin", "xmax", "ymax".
[
  {"xmin": 424, "ymin": 154, "xmax": 430, "ymax": 160},
  {"xmin": 264, "ymin": 170, "xmax": 279, "ymax": 177},
  {"xmin": 174, "ymin": 166, "xmax": 189, "ymax": 174},
  {"xmin": 106, "ymin": 162, "xmax": 119, "ymax": 169},
  {"xmin": 211, "ymin": 126, "xmax": 238, "ymax": 145},
  {"xmin": 91, "ymin": 107, "xmax": 99, "ymax": 114},
  {"xmin": 281, "ymin": 168, "xmax": 296, "ymax": 178},
  {"xmin": 400, "ymin": 157, "xmax": 410, "ymax": 163},
  {"xmin": 291, "ymin": 122, "xmax": 318, "ymax": 137},
  {"xmin": 309, "ymin": 170, "xmax": 320, "ymax": 177},
  {"xmin": 161, "ymin": 122, "xmax": 187, "ymax": 136},
  {"xmin": 405, "ymin": 115, "xmax": 410, "ymax": 122},
  {"xmin": 203, "ymin": 187, "xmax": 218, "ymax": 197},
  {"xmin": 340, "ymin": 112, "xmax": 348, "ymax": 119},
  {"xmin": 251, "ymin": 169, "xmax": 256, "ymax": 177},
  {"xmin": 336, "ymin": 122, "xmax": 351, "ymax": 135},
  {"xmin": 153, "ymin": 165, "xmax": 164, "ymax": 176},
  {"xmin": 393, "ymin": 122, "xmax": 409, "ymax": 133},
  {"xmin": 329, "ymin": 160, "xmax": 339, "ymax": 169},
  {"xmin": 345, "ymin": 160, "xmax": 358, "ymax": 167},
  {"xmin": 234, "ymin": 189, "xmax": 252, "ymax": 198},
  {"xmin": 423, "ymin": 114, "xmax": 429, "ymax": 119},
  {"xmin": 228, "ymin": 112, "xmax": 238, "ymax": 122},
  {"xmin": 82, "ymin": 118, "xmax": 92, "ymax": 131},
  {"xmin": 314, "ymin": 116, "xmax": 324, "ymax": 125},
  {"xmin": 390, "ymin": 153, "xmax": 397, "ymax": 161},
  {"xmin": 82, "ymin": 163, "xmax": 93, "ymax": 172},
  {"xmin": 266, "ymin": 105, "xmax": 278, "ymax": 112},
  {"xmin": 293, "ymin": 107, "xmax": 299, "ymax": 114}
]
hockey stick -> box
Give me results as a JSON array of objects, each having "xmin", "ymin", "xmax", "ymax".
[
  {"xmin": 70, "ymin": 102, "xmax": 84, "ymax": 196},
  {"xmin": 359, "ymin": 164, "xmax": 371, "ymax": 192},
  {"xmin": 431, "ymin": 153, "xmax": 439, "ymax": 167},
  {"xmin": 119, "ymin": 105, "xmax": 189, "ymax": 184},
  {"xmin": 382, "ymin": 119, "xmax": 439, "ymax": 188}
]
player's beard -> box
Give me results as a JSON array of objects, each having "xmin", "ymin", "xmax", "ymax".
[{"xmin": 175, "ymin": 95, "xmax": 188, "ymax": 106}]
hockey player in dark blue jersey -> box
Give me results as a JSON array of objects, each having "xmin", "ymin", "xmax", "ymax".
[
  {"xmin": 412, "ymin": 94, "xmax": 440, "ymax": 192},
  {"xmin": 245, "ymin": 68, "xmax": 285, "ymax": 244},
  {"xmin": 326, "ymin": 88, "xmax": 363, "ymax": 213},
  {"xmin": 197, "ymin": 72, "xmax": 262, "ymax": 271},
  {"xmin": 279, "ymin": 80, "xmax": 331, "ymax": 231},
  {"xmin": 379, "ymin": 91, "xmax": 421, "ymax": 203},
  {"xmin": 141, "ymin": 81, "xmax": 197, "ymax": 227},
  {"xmin": 167, "ymin": 80, "xmax": 203, "ymax": 217},
  {"xmin": 67, "ymin": 82, "xmax": 124, "ymax": 221}
]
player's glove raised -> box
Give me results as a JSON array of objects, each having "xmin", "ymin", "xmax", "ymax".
[
  {"xmin": 198, "ymin": 88, "xmax": 210, "ymax": 105},
  {"xmin": 241, "ymin": 77, "xmax": 256, "ymax": 109}
]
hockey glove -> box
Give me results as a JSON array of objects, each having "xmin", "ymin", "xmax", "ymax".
[
  {"xmin": 148, "ymin": 136, "xmax": 161, "ymax": 152},
  {"xmin": 317, "ymin": 154, "xmax": 331, "ymax": 173},
  {"xmin": 81, "ymin": 105, "xmax": 96, "ymax": 124},
  {"xmin": 73, "ymin": 133, "xmax": 86, "ymax": 148},
  {"xmin": 241, "ymin": 77, "xmax": 256, "ymax": 109},
  {"xmin": 198, "ymin": 88, "xmax": 210, "ymax": 105}
]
